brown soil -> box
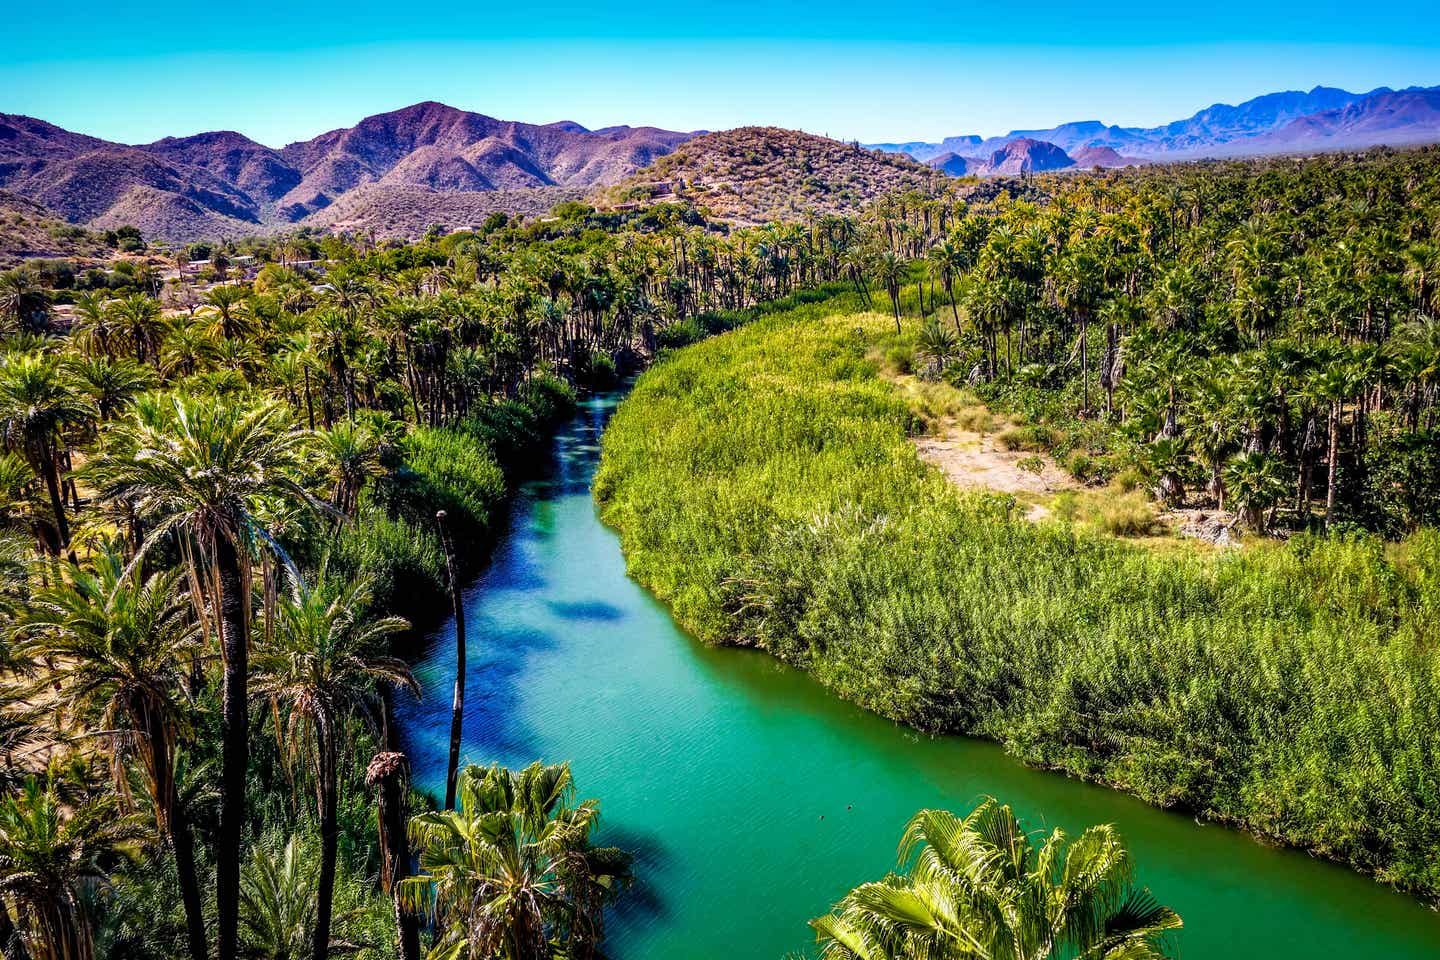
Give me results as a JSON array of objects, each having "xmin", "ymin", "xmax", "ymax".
[{"xmin": 913, "ymin": 423, "xmax": 1080, "ymax": 503}]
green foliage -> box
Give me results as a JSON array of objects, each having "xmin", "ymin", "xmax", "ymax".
[
  {"xmin": 395, "ymin": 426, "xmax": 507, "ymax": 536},
  {"xmin": 402, "ymin": 761, "xmax": 631, "ymax": 960},
  {"xmin": 1363, "ymin": 423, "xmax": 1440, "ymax": 535},
  {"xmin": 331, "ymin": 508, "xmax": 447, "ymax": 620},
  {"xmin": 596, "ymin": 302, "xmax": 1440, "ymax": 898},
  {"xmin": 814, "ymin": 799, "xmax": 1181, "ymax": 960}
]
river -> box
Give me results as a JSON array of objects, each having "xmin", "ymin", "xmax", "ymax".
[{"xmin": 396, "ymin": 390, "xmax": 1440, "ymax": 959}]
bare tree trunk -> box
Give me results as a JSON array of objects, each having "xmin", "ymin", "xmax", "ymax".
[
  {"xmin": 438, "ymin": 511, "xmax": 465, "ymax": 810},
  {"xmin": 367, "ymin": 752, "xmax": 422, "ymax": 960},
  {"xmin": 0, "ymin": 901, "xmax": 29, "ymax": 960},
  {"xmin": 313, "ymin": 731, "xmax": 338, "ymax": 960}
]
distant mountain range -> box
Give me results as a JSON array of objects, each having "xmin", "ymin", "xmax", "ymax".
[
  {"xmin": 868, "ymin": 85, "xmax": 1440, "ymax": 170},
  {"xmin": 0, "ymin": 102, "xmax": 694, "ymax": 241},
  {"xmin": 1, "ymin": 83, "xmax": 1438, "ymax": 243}
]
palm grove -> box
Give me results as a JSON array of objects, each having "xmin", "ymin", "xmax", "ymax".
[{"xmin": 0, "ymin": 201, "xmax": 895, "ymax": 960}]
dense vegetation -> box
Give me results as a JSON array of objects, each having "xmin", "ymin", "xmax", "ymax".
[
  {"xmin": 594, "ymin": 291, "xmax": 1440, "ymax": 898},
  {"xmin": 0, "ymin": 199, "xmax": 868, "ymax": 959}
]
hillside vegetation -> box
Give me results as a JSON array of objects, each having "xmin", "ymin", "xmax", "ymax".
[{"xmin": 593, "ymin": 293, "xmax": 1440, "ymax": 899}]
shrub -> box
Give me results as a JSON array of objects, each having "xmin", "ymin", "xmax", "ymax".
[
  {"xmin": 331, "ymin": 510, "xmax": 446, "ymax": 621},
  {"xmin": 954, "ymin": 405, "xmax": 994, "ymax": 433},
  {"xmin": 1090, "ymin": 489, "xmax": 1160, "ymax": 536},
  {"xmin": 391, "ymin": 427, "xmax": 506, "ymax": 538},
  {"xmin": 996, "ymin": 424, "xmax": 1057, "ymax": 452}
]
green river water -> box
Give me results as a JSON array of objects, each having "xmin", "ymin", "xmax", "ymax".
[{"xmin": 396, "ymin": 391, "xmax": 1440, "ymax": 959}]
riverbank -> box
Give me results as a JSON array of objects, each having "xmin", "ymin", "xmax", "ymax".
[{"xmin": 592, "ymin": 296, "xmax": 1440, "ymax": 901}]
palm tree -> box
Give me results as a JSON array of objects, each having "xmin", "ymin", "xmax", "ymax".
[
  {"xmin": 86, "ymin": 395, "xmax": 322, "ymax": 960},
  {"xmin": 877, "ymin": 252, "xmax": 906, "ymax": 333},
  {"xmin": 112, "ymin": 295, "xmax": 163, "ymax": 367},
  {"xmin": 0, "ymin": 271, "xmax": 42, "ymax": 333},
  {"xmin": 1304, "ymin": 359, "xmax": 1353, "ymax": 528},
  {"xmin": 316, "ymin": 422, "xmax": 385, "ymax": 518},
  {"xmin": 0, "ymin": 353, "xmax": 92, "ymax": 561},
  {"xmin": 64, "ymin": 356, "xmax": 154, "ymax": 423},
  {"xmin": 0, "ymin": 780, "xmax": 147, "ymax": 960},
  {"xmin": 915, "ymin": 320, "xmax": 959, "ymax": 379},
  {"xmin": 238, "ymin": 833, "xmax": 320, "ymax": 960},
  {"xmin": 812, "ymin": 799, "xmax": 1181, "ymax": 960},
  {"xmin": 401, "ymin": 761, "xmax": 631, "ymax": 960},
  {"xmin": 251, "ymin": 571, "xmax": 413, "ymax": 960},
  {"xmin": 68, "ymin": 293, "xmax": 115, "ymax": 359},
  {"xmin": 927, "ymin": 238, "xmax": 968, "ymax": 333},
  {"xmin": 1053, "ymin": 247, "xmax": 1104, "ymax": 414},
  {"xmin": 202, "ymin": 286, "xmax": 253, "ymax": 342},
  {"xmin": 1224, "ymin": 452, "xmax": 1290, "ymax": 533},
  {"xmin": 13, "ymin": 550, "xmax": 207, "ymax": 960}
]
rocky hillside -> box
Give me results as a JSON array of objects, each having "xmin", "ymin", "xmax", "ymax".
[
  {"xmin": 598, "ymin": 127, "xmax": 947, "ymax": 223},
  {"xmin": 0, "ymin": 102, "xmax": 694, "ymax": 242},
  {"xmin": 0, "ymin": 190, "xmax": 111, "ymax": 267}
]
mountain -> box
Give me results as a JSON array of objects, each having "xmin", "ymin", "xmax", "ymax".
[
  {"xmin": 926, "ymin": 152, "xmax": 982, "ymax": 176},
  {"xmin": 0, "ymin": 102, "xmax": 695, "ymax": 241},
  {"xmin": 871, "ymin": 135, "xmax": 983, "ymax": 163},
  {"xmin": 868, "ymin": 84, "xmax": 1440, "ymax": 167},
  {"xmin": 597, "ymin": 127, "xmax": 947, "ymax": 224},
  {"xmin": 1070, "ymin": 146, "xmax": 1141, "ymax": 168},
  {"xmin": 977, "ymin": 138, "xmax": 1075, "ymax": 175}
]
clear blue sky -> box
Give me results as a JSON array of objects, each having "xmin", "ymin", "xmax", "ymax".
[{"xmin": 6, "ymin": 1, "xmax": 1439, "ymax": 146}]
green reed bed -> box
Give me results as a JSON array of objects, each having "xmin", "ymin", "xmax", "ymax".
[{"xmin": 593, "ymin": 300, "xmax": 1440, "ymax": 899}]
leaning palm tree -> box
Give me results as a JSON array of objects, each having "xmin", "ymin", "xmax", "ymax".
[
  {"xmin": 251, "ymin": 570, "xmax": 413, "ymax": 960},
  {"xmin": 85, "ymin": 394, "xmax": 323, "ymax": 960},
  {"xmin": 402, "ymin": 761, "xmax": 631, "ymax": 960},
  {"xmin": 813, "ymin": 799, "xmax": 1181, "ymax": 960},
  {"xmin": 13, "ymin": 549, "xmax": 207, "ymax": 960},
  {"xmin": 0, "ymin": 352, "xmax": 93, "ymax": 561},
  {"xmin": 0, "ymin": 780, "xmax": 148, "ymax": 960}
]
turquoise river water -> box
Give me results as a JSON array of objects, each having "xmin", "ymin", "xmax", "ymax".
[{"xmin": 396, "ymin": 391, "xmax": 1440, "ymax": 959}]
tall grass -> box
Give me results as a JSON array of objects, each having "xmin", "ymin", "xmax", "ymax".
[
  {"xmin": 594, "ymin": 302, "xmax": 1440, "ymax": 899},
  {"xmin": 335, "ymin": 374, "xmax": 578, "ymax": 628}
]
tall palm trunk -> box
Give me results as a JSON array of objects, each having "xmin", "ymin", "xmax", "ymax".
[
  {"xmin": 367, "ymin": 752, "xmax": 421, "ymax": 960},
  {"xmin": 142, "ymin": 707, "xmax": 207, "ymax": 960},
  {"xmin": 213, "ymin": 531, "xmax": 248, "ymax": 960},
  {"xmin": 438, "ymin": 511, "xmax": 465, "ymax": 810},
  {"xmin": 313, "ymin": 725, "xmax": 338, "ymax": 960},
  {"xmin": 1325, "ymin": 401, "xmax": 1341, "ymax": 527},
  {"xmin": 37, "ymin": 446, "xmax": 73, "ymax": 564},
  {"xmin": 0, "ymin": 901, "xmax": 28, "ymax": 960}
]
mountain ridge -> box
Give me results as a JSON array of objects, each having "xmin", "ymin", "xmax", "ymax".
[
  {"xmin": 0, "ymin": 101, "xmax": 697, "ymax": 241},
  {"xmin": 869, "ymin": 84, "xmax": 1440, "ymax": 162}
]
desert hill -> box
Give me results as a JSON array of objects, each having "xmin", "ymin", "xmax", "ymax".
[{"xmin": 598, "ymin": 127, "xmax": 948, "ymax": 224}]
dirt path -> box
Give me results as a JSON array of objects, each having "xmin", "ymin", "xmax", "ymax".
[{"xmin": 914, "ymin": 428, "xmax": 1078, "ymax": 498}]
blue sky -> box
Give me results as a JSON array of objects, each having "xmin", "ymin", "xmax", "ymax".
[{"xmin": 6, "ymin": 1, "xmax": 1440, "ymax": 146}]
